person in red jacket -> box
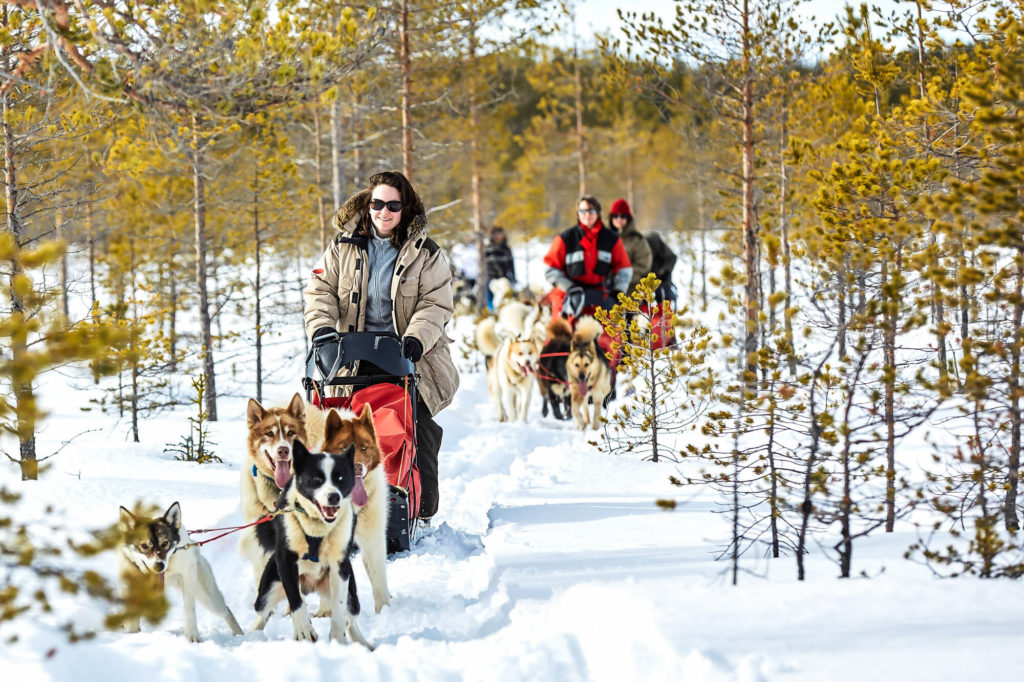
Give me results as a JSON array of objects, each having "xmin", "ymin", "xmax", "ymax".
[{"xmin": 543, "ymin": 195, "xmax": 632, "ymax": 321}]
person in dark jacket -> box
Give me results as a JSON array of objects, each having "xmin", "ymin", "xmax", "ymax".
[
  {"xmin": 608, "ymin": 198, "xmax": 652, "ymax": 295},
  {"xmin": 646, "ymin": 231, "xmax": 678, "ymax": 305},
  {"xmin": 484, "ymin": 226, "xmax": 516, "ymax": 310}
]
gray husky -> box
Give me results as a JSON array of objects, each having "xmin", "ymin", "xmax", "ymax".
[{"xmin": 119, "ymin": 502, "xmax": 244, "ymax": 642}]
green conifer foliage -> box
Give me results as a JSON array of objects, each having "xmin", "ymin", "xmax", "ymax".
[{"xmin": 595, "ymin": 274, "xmax": 714, "ymax": 463}]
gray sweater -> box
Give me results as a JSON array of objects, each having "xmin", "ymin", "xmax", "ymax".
[{"xmin": 364, "ymin": 232, "xmax": 399, "ymax": 334}]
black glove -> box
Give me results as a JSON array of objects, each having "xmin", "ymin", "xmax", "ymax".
[
  {"xmin": 312, "ymin": 327, "xmax": 336, "ymax": 344},
  {"xmin": 402, "ymin": 336, "xmax": 423, "ymax": 363},
  {"xmin": 562, "ymin": 285, "xmax": 585, "ymax": 317}
]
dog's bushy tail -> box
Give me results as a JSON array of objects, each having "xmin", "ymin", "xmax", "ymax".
[
  {"xmin": 547, "ymin": 317, "xmax": 572, "ymax": 343},
  {"xmin": 572, "ymin": 316, "xmax": 604, "ymax": 345},
  {"xmin": 475, "ymin": 317, "xmax": 500, "ymax": 357}
]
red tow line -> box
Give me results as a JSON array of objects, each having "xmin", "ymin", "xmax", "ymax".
[{"xmin": 185, "ymin": 510, "xmax": 287, "ymax": 549}]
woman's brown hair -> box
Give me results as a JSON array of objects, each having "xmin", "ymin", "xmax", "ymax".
[{"xmin": 357, "ymin": 170, "xmax": 426, "ymax": 247}]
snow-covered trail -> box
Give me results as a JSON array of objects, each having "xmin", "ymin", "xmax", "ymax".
[{"xmin": 4, "ymin": 336, "xmax": 1024, "ymax": 681}]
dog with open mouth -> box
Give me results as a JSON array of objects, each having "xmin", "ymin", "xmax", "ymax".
[
  {"xmin": 305, "ymin": 403, "xmax": 391, "ymax": 614},
  {"xmin": 240, "ymin": 393, "xmax": 307, "ymax": 585},
  {"xmin": 566, "ymin": 316, "xmax": 613, "ymax": 431},
  {"xmin": 476, "ymin": 301, "xmax": 545, "ymax": 423},
  {"xmin": 250, "ymin": 440, "xmax": 371, "ymax": 647},
  {"xmin": 119, "ymin": 502, "xmax": 244, "ymax": 642}
]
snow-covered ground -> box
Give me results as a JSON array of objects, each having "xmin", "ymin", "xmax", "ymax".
[{"xmin": 3, "ymin": 256, "xmax": 1024, "ymax": 682}]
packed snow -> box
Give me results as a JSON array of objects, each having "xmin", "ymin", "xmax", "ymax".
[{"xmin": 2, "ymin": 249, "xmax": 1023, "ymax": 682}]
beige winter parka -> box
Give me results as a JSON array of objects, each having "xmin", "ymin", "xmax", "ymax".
[{"xmin": 303, "ymin": 190, "xmax": 460, "ymax": 415}]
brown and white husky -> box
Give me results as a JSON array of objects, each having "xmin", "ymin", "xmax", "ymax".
[
  {"xmin": 239, "ymin": 393, "xmax": 307, "ymax": 584},
  {"xmin": 242, "ymin": 394, "xmax": 391, "ymax": 614},
  {"xmin": 566, "ymin": 316, "xmax": 613, "ymax": 431}
]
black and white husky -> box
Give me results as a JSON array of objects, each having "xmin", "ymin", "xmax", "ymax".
[
  {"xmin": 119, "ymin": 502, "xmax": 244, "ymax": 642},
  {"xmin": 250, "ymin": 440, "xmax": 372, "ymax": 648}
]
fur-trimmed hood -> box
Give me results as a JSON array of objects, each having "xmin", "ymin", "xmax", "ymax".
[{"xmin": 333, "ymin": 188, "xmax": 427, "ymax": 239}]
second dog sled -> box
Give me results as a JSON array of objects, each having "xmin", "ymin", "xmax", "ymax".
[{"xmin": 302, "ymin": 331, "xmax": 420, "ymax": 554}]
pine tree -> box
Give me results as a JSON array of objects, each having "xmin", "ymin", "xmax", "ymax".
[{"xmin": 596, "ymin": 274, "xmax": 713, "ymax": 462}]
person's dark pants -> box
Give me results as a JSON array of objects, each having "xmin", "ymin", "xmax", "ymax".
[
  {"xmin": 358, "ymin": 360, "xmax": 442, "ymax": 519},
  {"xmin": 414, "ymin": 400, "xmax": 442, "ymax": 519}
]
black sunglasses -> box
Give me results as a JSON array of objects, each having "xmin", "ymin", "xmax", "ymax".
[
  {"xmin": 610, "ymin": 213, "xmax": 629, "ymax": 220},
  {"xmin": 369, "ymin": 199, "xmax": 402, "ymax": 212}
]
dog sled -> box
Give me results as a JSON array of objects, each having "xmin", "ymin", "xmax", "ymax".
[{"xmin": 303, "ymin": 331, "xmax": 420, "ymax": 554}]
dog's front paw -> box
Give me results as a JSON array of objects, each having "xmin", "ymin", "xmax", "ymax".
[
  {"xmin": 329, "ymin": 622, "xmax": 348, "ymax": 644},
  {"xmin": 122, "ymin": 618, "xmax": 141, "ymax": 634},
  {"xmin": 373, "ymin": 592, "xmax": 391, "ymax": 614},
  {"xmin": 184, "ymin": 627, "xmax": 201, "ymax": 644},
  {"xmin": 313, "ymin": 605, "xmax": 333, "ymax": 618},
  {"xmin": 291, "ymin": 607, "xmax": 318, "ymax": 642}
]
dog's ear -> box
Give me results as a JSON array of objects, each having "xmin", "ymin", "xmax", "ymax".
[
  {"xmin": 292, "ymin": 438, "xmax": 311, "ymax": 469},
  {"xmin": 119, "ymin": 506, "xmax": 136, "ymax": 532},
  {"xmin": 163, "ymin": 502, "xmax": 182, "ymax": 529},
  {"xmin": 246, "ymin": 398, "xmax": 265, "ymax": 426},
  {"xmin": 287, "ymin": 393, "xmax": 305, "ymax": 421},
  {"xmin": 357, "ymin": 403, "xmax": 375, "ymax": 434},
  {"xmin": 324, "ymin": 409, "xmax": 351, "ymax": 448}
]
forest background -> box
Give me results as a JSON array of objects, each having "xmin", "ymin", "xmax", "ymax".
[{"xmin": 4, "ymin": 0, "xmax": 1024, "ymax": 634}]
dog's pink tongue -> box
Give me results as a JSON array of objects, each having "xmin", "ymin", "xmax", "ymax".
[
  {"xmin": 274, "ymin": 460, "xmax": 292, "ymax": 488},
  {"xmin": 352, "ymin": 476, "xmax": 368, "ymax": 507},
  {"xmin": 577, "ymin": 378, "xmax": 588, "ymax": 397}
]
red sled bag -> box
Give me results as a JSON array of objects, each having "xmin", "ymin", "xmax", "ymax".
[
  {"xmin": 643, "ymin": 301, "xmax": 676, "ymax": 350},
  {"xmin": 305, "ymin": 332, "xmax": 421, "ymax": 554}
]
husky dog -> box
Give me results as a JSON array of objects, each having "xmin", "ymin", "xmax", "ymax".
[
  {"xmin": 119, "ymin": 502, "xmax": 244, "ymax": 642},
  {"xmin": 305, "ymin": 404, "xmax": 391, "ymax": 613},
  {"xmin": 488, "ymin": 276, "xmax": 514, "ymax": 309},
  {"xmin": 566, "ymin": 316, "xmax": 613, "ymax": 431},
  {"xmin": 251, "ymin": 441, "xmax": 371, "ymax": 647},
  {"xmin": 476, "ymin": 302, "xmax": 545, "ymax": 422},
  {"xmin": 240, "ymin": 393, "xmax": 307, "ymax": 584},
  {"xmin": 537, "ymin": 317, "xmax": 573, "ymax": 421}
]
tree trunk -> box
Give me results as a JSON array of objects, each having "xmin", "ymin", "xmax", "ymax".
[
  {"xmin": 469, "ymin": 24, "xmax": 487, "ymax": 312},
  {"xmin": 780, "ymin": 109, "xmax": 796, "ymax": 377},
  {"xmin": 57, "ymin": 207, "xmax": 69, "ymax": 324},
  {"xmin": 574, "ymin": 38, "xmax": 586, "ymax": 195},
  {"xmin": 768, "ymin": 418, "xmax": 780, "ymax": 558},
  {"xmin": 399, "ymin": 0, "xmax": 413, "ymax": 180},
  {"xmin": 87, "ymin": 197, "xmax": 97, "ymax": 314},
  {"xmin": 626, "ymin": 148, "xmax": 635, "ymax": 209},
  {"xmin": 168, "ymin": 249, "xmax": 178, "ymax": 371},
  {"xmin": 191, "ymin": 113, "xmax": 217, "ymax": 421},
  {"xmin": 330, "ymin": 98, "xmax": 343, "ymax": 212},
  {"xmin": 3, "ymin": 86, "xmax": 37, "ymax": 480},
  {"xmin": 314, "ymin": 107, "xmax": 328, "ymax": 254},
  {"xmin": 352, "ymin": 87, "xmax": 363, "ymax": 187},
  {"xmin": 254, "ymin": 164, "xmax": 264, "ymax": 404},
  {"xmin": 1003, "ymin": 249, "xmax": 1023, "ymax": 531},
  {"xmin": 837, "ymin": 266, "xmax": 847, "ymax": 360},
  {"xmin": 129, "ymin": 236, "xmax": 139, "ymax": 443},
  {"xmin": 740, "ymin": 1, "xmax": 759, "ymax": 391},
  {"xmin": 883, "ymin": 250, "xmax": 900, "ymax": 532},
  {"xmin": 697, "ymin": 176, "xmax": 708, "ymax": 310},
  {"xmin": 731, "ymin": 414, "xmax": 741, "ymax": 586},
  {"xmin": 649, "ymin": 337, "xmax": 659, "ymax": 463}
]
